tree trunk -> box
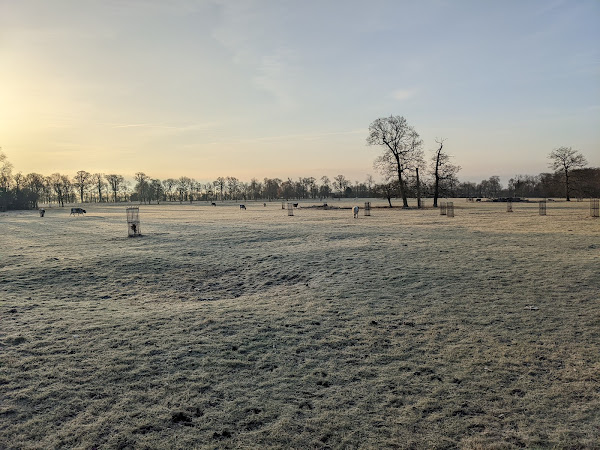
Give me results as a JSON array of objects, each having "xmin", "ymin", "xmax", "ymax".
[
  {"xmin": 395, "ymin": 156, "xmax": 408, "ymax": 208},
  {"xmin": 416, "ymin": 167, "xmax": 421, "ymax": 209},
  {"xmin": 433, "ymin": 151, "xmax": 441, "ymax": 208}
]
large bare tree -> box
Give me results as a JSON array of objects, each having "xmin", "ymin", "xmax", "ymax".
[
  {"xmin": 105, "ymin": 174, "xmax": 124, "ymax": 202},
  {"xmin": 214, "ymin": 177, "xmax": 226, "ymax": 201},
  {"xmin": 548, "ymin": 147, "xmax": 587, "ymax": 201},
  {"xmin": 90, "ymin": 173, "xmax": 106, "ymax": 203},
  {"xmin": 367, "ymin": 116, "xmax": 422, "ymax": 208},
  {"xmin": 49, "ymin": 173, "xmax": 71, "ymax": 207},
  {"xmin": 134, "ymin": 172, "xmax": 149, "ymax": 204},
  {"xmin": 73, "ymin": 170, "xmax": 92, "ymax": 203},
  {"xmin": 431, "ymin": 138, "xmax": 461, "ymax": 207},
  {"xmin": 333, "ymin": 174, "xmax": 350, "ymax": 198}
]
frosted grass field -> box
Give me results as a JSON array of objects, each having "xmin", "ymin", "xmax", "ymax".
[{"xmin": 1, "ymin": 199, "xmax": 599, "ymax": 449}]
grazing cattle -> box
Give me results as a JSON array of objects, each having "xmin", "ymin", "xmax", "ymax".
[
  {"xmin": 70, "ymin": 207, "xmax": 86, "ymax": 215},
  {"xmin": 293, "ymin": 203, "xmax": 298, "ymax": 208},
  {"xmin": 211, "ymin": 202, "xmax": 216, "ymax": 206},
  {"xmin": 240, "ymin": 204, "xmax": 246, "ymax": 210},
  {"xmin": 353, "ymin": 206, "xmax": 359, "ymax": 218}
]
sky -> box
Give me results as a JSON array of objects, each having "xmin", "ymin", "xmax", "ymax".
[{"xmin": 1, "ymin": 0, "xmax": 599, "ymax": 185}]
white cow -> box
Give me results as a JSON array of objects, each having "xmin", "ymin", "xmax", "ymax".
[{"xmin": 353, "ymin": 206, "xmax": 359, "ymax": 218}]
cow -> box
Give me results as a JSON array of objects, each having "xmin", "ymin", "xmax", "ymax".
[
  {"xmin": 70, "ymin": 207, "xmax": 86, "ymax": 215},
  {"xmin": 353, "ymin": 206, "xmax": 359, "ymax": 218},
  {"xmin": 211, "ymin": 202, "xmax": 216, "ymax": 206},
  {"xmin": 240, "ymin": 204, "xmax": 246, "ymax": 210},
  {"xmin": 293, "ymin": 203, "xmax": 298, "ymax": 208}
]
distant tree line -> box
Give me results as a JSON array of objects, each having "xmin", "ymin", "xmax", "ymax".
[{"xmin": 1, "ymin": 143, "xmax": 597, "ymax": 211}]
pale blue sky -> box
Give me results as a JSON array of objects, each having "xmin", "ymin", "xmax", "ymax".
[{"xmin": 1, "ymin": 0, "xmax": 598, "ymax": 184}]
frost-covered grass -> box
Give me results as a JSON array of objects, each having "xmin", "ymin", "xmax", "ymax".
[{"xmin": 1, "ymin": 199, "xmax": 599, "ymax": 449}]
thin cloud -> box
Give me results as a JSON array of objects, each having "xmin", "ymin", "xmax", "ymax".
[
  {"xmin": 109, "ymin": 122, "xmax": 219, "ymax": 131},
  {"xmin": 392, "ymin": 89, "xmax": 418, "ymax": 101},
  {"xmin": 208, "ymin": 129, "xmax": 365, "ymax": 145}
]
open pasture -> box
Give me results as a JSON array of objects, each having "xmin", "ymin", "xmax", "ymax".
[{"xmin": 1, "ymin": 200, "xmax": 599, "ymax": 449}]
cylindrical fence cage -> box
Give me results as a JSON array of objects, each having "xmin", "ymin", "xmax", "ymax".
[
  {"xmin": 126, "ymin": 207, "xmax": 141, "ymax": 237},
  {"xmin": 447, "ymin": 202, "xmax": 454, "ymax": 218},
  {"xmin": 440, "ymin": 201, "xmax": 447, "ymax": 215},
  {"xmin": 364, "ymin": 201, "xmax": 371, "ymax": 216},
  {"xmin": 282, "ymin": 201, "xmax": 285, "ymax": 210},
  {"xmin": 507, "ymin": 200, "xmax": 513, "ymax": 212},
  {"xmin": 539, "ymin": 201, "xmax": 547, "ymax": 216},
  {"xmin": 591, "ymin": 198, "xmax": 599, "ymax": 218},
  {"xmin": 287, "ymin": 203, "xmax": 294, "ymax": 216}
]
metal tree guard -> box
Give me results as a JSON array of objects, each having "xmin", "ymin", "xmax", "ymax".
[
  {"xmin": 127, "ymin": 207, "xmax": 141, "ymax": 237},
  {"xmin": 591, "ymin": 198, "xmax": 599, "ymax": 218}
]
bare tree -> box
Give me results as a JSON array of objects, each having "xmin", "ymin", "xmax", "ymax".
[
  {"xmin": 431, "ymin": 138, "xmax": 461, "ymax": 207},
  {"xmin": 214, "ymin": 177, "xmax": 226, "ymax": 201},
  {"xmin": 149, "ymin": 179, "xmax": 163, "ymax": 204},
  {"xmin": 226, "ymin": 176, "xmax": 239, "ymax": 200},
  {"xmin": 161, "ymin": 178, "xmax": 176, "ymax": 201},
  {"xmin": 90, "ymin": 173, "xmax": 106, "ymax": 203},
  {"xmin": 548, "ymin": 147, "xmax": 588, "ymax": 201},
  {"xmin": 367, "ymin": 116, "xmax": 422, "ymax": 208},
  {"xmin": 176, "ymin": 176, "xmax": 191, "ymax": 203},
  {"xmin": 319, "ymin": 176, "xmax": 331, "ymax": 199},
  {"xmin": 365, "ymin": 174, "xmax": 375, "ymax": 197},
  {"xmin": 333, "ymin": 174, "xmax": 349, "ymax": 198},
  {"xmin": 0, "ymin": 148, "xmax": 12, "ymax": 192},
  {"xmin": 134, "ymin": 172, "xmax": 149, "ymax": 204},
  {"xmin": 374, "ymin": 181, "xmax": 398, "ymax": 207},
  {"xmin": 280, "ymin": 178, "xmax": 294, "ymax": 200},
  {"xmin": 262, "ymin": 178, "xmax": 280, "ymax": 200},
  {"xmin": 13, "ymin": 172, "xmax": 24, "ymax": 194},
  {"xmin": 105, "ymin": 174, "xmax": 125, "ymax": 202},
  {"xmin": 249, "ymin": 178, "xmax": 262, "ymax": 200},
  {"xmin": 72, "ymin": 170, "xmax": 92, "ymax": 203},
  {"xmin": 49, "ymin": 173, "xmax": 70, "ymax": 207},
  {"xmin": 24, "ymin": 173, "xmax": 46, "ymax": 208}
]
